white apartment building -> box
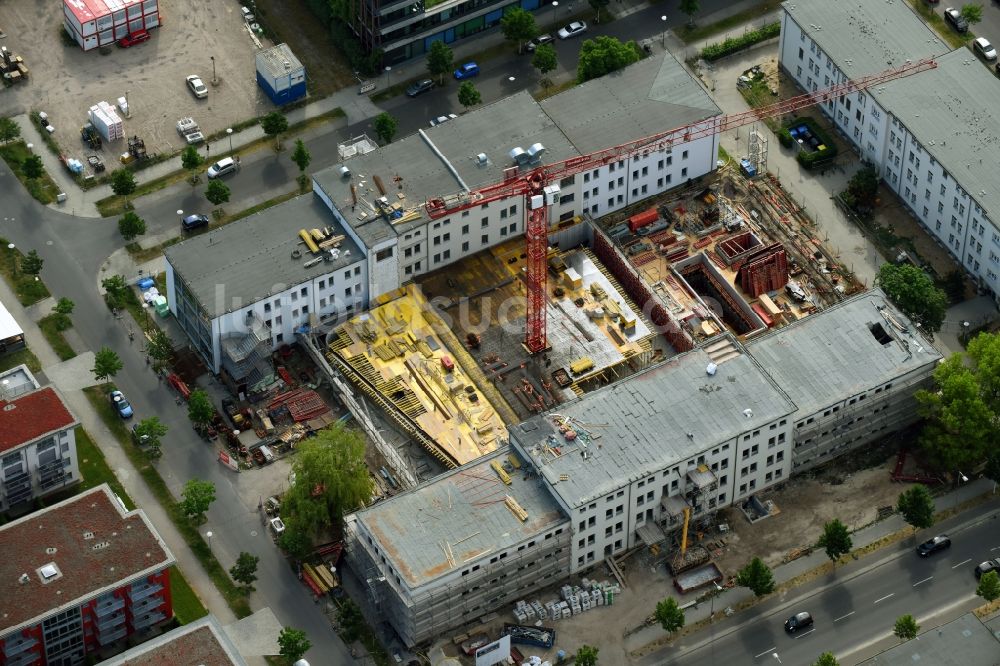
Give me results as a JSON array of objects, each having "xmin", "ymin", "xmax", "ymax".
[
  {"xmin": 0, "ymin": 365, "xmax": 80, "ymax": 513},
  {"xmin": 779, "ymin": 0, "xmax": 1000, "ymax": 299}
]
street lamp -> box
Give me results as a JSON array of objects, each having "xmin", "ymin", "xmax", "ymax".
[
  {"xmin": 772, "ymin": 654, "xmax": 782, "ymax": 664},
  {"xmin": 552, "ymin": 0, "xmax": 558, "ymax": 25},
  {"xmin": 206, "ymin": 531, "xmax": 213, "ymax": 553},
  {"xmin": 709, "ymin": 582, "xmax": 723, "ymax": 621},
  {"xmin": 211, "ymin": 56, "xmax": 217, "ymax": 85},
  {"xmin": 6, "ymin": 243, "xmax": 15, "ymax": 276},
  {"xmin": 508, "ymin": 76, "xmax": 516, "ymax": 83},
  {"xmin": 661, "ymin": 15, "xmax": 668, "ymax": 48},
  {"xmin": 226, "ymin": 128, "xmax": 234, "ymax": 156},
  {"xmin": 384, "ymin": 65, "xmax": 392, "ymax": 88}
]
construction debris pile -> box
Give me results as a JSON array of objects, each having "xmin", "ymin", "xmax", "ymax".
[{"xmin": 0, "ymin": 45, "xmax": 28, "ymax": 84}]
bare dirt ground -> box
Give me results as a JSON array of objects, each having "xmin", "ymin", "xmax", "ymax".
[
  {"xmin": 253, "ymin": 0, "xmax": 355, "ymax": 97},
  {"xmin": 0, "ymin": 0, "xmax": 272, "ymax": 159}
]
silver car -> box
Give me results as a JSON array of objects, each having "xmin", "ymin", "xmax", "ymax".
[{"xmin": 186, "ymin": 75, "xmax": 208, "ymax": 99}]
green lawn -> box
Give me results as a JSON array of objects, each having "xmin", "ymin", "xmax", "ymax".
[
  {"xmin": 38, "ymin": 314, "xmax": 76, "ymax": 361},
  {"xmin": 0, "ymin": 237, "xmax": 53, "ymax": 306},
  {"xmin": 0, "ymin": 141, "xmax": 61, "ymax": 205},
  {"xmin": 73, "ymin": 427, "xmax": 135, "ymax": 508},
  {"xmin": 170, "ymin": 566, "xmax": 210, "ymax": 623},
  {"xmin": 676, "ymin": 0, "xmax": 783, "ymax": 44},
  {"xmin": 0, "ymin": 347, "xmax": 42, "ymax": 373}
]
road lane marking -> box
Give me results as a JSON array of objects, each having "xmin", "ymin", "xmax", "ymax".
[
  {"xmin": 754, "ymin": 648, "xmax": 777, "ymax": 659},
  {"xmin": 834, "ymin": 611, "xmax": 855, "ymax": 622},
  {"xmin": 794, "ymin": 628, "xmax": 816, "ymax": 639},
  {"xmin": 873, "ymin": 593, "xmax": 894, "ymax": 604},
  {"xmin": 912, "ymin": 576, "xmax": 933, "ymax": 587},
  {"xmin": 952, "ymin": 558, "xmax": 972, "ymax": 569}
]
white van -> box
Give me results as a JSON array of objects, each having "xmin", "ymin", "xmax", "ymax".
[{"xmin": 207, "ymin": 156, "xmax": 237, "ymax": 179}]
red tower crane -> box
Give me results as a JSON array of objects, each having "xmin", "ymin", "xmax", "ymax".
[{"xmin": 424, "ymin": 58, "xmax": 937, "ymax": 354}]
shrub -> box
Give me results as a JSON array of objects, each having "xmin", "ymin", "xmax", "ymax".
[
  {"xmin": 701, "ymin": 22, "xmax": 780, "ymax": 61},
  {"xmin": 777, "ymin": 128, "xmax": 794, "ymax": 148},
  {"xmin": 785, "ymin": 117, "xmax": 838, "ymax": 170}
]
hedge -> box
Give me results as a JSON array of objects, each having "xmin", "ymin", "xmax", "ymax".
[
  {"xmin": 785, "ymin": 117, "xmax": 839, "ymax": 169},
  {"xmin": 701, "ymin": 22, "xmax": 781, "ymax": 61}
]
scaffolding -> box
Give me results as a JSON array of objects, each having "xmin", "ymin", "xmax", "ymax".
[{"xmin": 747, "ymin": 125, "xmax": 768, "ymax": 176}]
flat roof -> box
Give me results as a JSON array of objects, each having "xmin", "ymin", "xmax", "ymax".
[
  {"xmin": 353, "ymin": 448, "xmax": 567, "ymax": 589},
  {"xmin": 512, "ymin": 347, "xmax": 795, "ymax": 509},
  {"xmin": 859, "ymin": 613, "xmax": 1000, "ymax": 665},
  {"xmin": 747, "ymin": 288, "xmax": 942, "ymax": 417},
  {"xmin": 102, "ymin": 615, "xmax": 248, "ymax": 666},
  {"xmin": 0, "ymin": 484, "xmax": 174, "ymax": 637},
  {"xmin": 0, "ymin": 297, "xmax": 23, "ymax": 341},
  {"xmin": 0, "ymin": 386, "xmax": 78, "ymax": 454},
  {"xmin": 164, "ymin": 193, "xmax": 363, "ymax": 318},
  {"xmin": 540, "ymin": 49, "xmax": 721, "ymax": 155},
  {"xmin": 256, "ymin": 44, "xmax": 304, "ymax": 78},
  {"xmin": 64, "ymin": 0, "xmax": 146, "ymax": 22},
  {"xmin": 782, "ymin": 0, "xmax": 949, "ymax": 80},
  {"xmin": 874, "ymin": 48, "xmax": 1000, "ymax": 229}
]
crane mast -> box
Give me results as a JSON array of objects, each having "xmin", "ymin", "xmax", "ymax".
[{"xmin": 423, "ymin": 58, "xmax": 937, "ymax": 354}]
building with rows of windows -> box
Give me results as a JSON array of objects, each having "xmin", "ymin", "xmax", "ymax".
[
  {"xmin": 346, "ymin": 289, "xmax": 941, "ymax": 647},
  {"xmin": 0, "ymin": 484, "xmax": 175, "ymax": 665},
  {"xmin": 779, "ymin": 0, "xmax": 1000, "ymax": 300}
]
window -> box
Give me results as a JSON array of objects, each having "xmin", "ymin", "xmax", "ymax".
[
  {"xmin": 481, "ymin": 234, "xmax": 489, "ymax": 244},
  {"xmin": 481, "ymin": 218, "xmax": 489, "ymax": 228},
  {"xmin": 462, "ymin": 241, "xmax": 469, "ymax": 252},
  {"xmin": 462, "ymin": 224, "xmax": 469, "ymax": 235},
  {"xmin": 375, "ymin": 247, "xmax": 393, "ymax": 261}
]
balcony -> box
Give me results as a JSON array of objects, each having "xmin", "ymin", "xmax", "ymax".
[
  {"xmin": 95, "ymin": 624, "xmax": 128, "ymax": 646},
  {"xmin": 132, "ymin": 610, "xmax": 166, "ymax": 631},
  {"xmin": 94, "ymin": 596, "xmax": 125, "ymax": 617},
  {"xmin": 95, "ymin": 612, "xmax": 126, "ymax": 636},
  {"xmin": 128, "ymin": 582, "xmax": 163, "ymax": 602}
]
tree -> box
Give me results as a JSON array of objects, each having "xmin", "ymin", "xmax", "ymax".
[
  {"xmin": 101, "ymin": 275, "xmax": 130, "ymax": 311},
  {"xmin": 577, "ymin": 36, "xmax": 643, "ymax": 83},
  {"xmin": 813, "ymin": 653, "xmax": 839, "ymax": 666},
  {"xmin": 457, "ymin": 81, "xmax": 482, "ymax": 109},
  {"xmin": 896, "ymin": 485, "xmax": 935, "ymax": 532},
  {"xmin": 893, "ymin": 614, "xmax": 919, "ymax": 641},
  {"xmin": 532, "ymin": 43, "xmax": 558, "ymax": 85},
  {"xmin": 282, "ymin": 425, "xmax": 373, "ymax": 538},
  {"xmin": 876, "ymin": 263, "xmax": 947, "ymax": 333},
  {"xmin": 277, "ymin": 627, "xmax": 311, "ymax": 663},
  {"xmin": 21, "ymin": 249, "xmax": 43, "ymax": 275},
  {"xmin": 291, "ymin": 139, "xmax": 311, "ymax": 174},
  {"xmin": 110, "ymin": 168, "xmax": 137, "ymax": 207},
  {"xmin": 0, "ymin": 117, "xmax": 20, "ymax": 144},
  {"xmin": 817, "ymin": 519, "xmax": 852, "ymax": 562},
  {"xmin": 966, "ymin": 332, "xmax": 1000, "ymax": 412},
  {"xmin": 337, "ymin": 601, "xmax": 365, "ymax": 642},
  {"xmin": 575, "ymin": 645, "xmax": 599, "ymax": 666},
  {"xmin": 916, "ymin": 355, "xmax": 994, "ymax": 472},
  {"xmin": 960, "ymin": 3, "xmax": 984, "ymax": 25},
  {"xmin": 426, "ymin": 40, "xmax": 454, "ymax": 84},
  {"xmin": 51, "ymin": 297, "xmax": 74, "ymax": 331},
  {"xmin": 132, "ymin": 416, "xmax": 168, "ymax": 458},
  {"xmin": 147, "ymin": 328, "xmax": 174, "ymax": 372},
  {"xmin": 229, "ymin": 552, "xmax": 260, "ymax": 591},
  {"xmin": 985, "ymin": 450, "xmax": 1000, "ymax": 493},
  {"xmin": 187, "ymin": 388, "xmax": 215, "ymax": 427},
  {"xmin": 181, "ymin": 145, "xmax": 205, "ymax": 185},
  {"xmin": 180, "ymin": 479, "xmax": 216, "ymax": 523},
  {"xmin": 679, "ymin": 0, "xmax": 700, "ymax": 26},
  {"xmin": 21, "ymin": 154, "xmax": 44, "ymax": 180},
  {"xmin": 840, "ymin": 165, "xmax": 879, "ymax": 213},
  {"xmin": 92, "ymin": 347, "xmax": 123, "ymax": 383},
  {"xmin": 261, "ymin": 111, "xmax": 289, "ymax": 150},
  {"xmin": 117, "ymin": 211, "xmax": 146, "ymax": 241},
  {"xmin": 735, "ymin": 557, "xmax": 775, "ymax": 597},
  {"xmin": 501, "ymin": 7, "xmax": 537, "ymax": 53},
  {"xmin": 205, "ymin": 179, "xmax": 231, "ymax": 208},
  {"xmin": 373, "ymin": 112, "xmax": 398, "ymax": 145},
  {"xmin": 277, "ymin": 518, "xmax": 314, "ymax": 560},
  {"xmin": 589, "ymin": 0, "xmax": 610, "ymax": 23},
  {"xmin": 977, "ymin": 570, "xmax": 1000, "ymax": 602},
  {"xmin": 654, "ymin": 597, "xmax": 685, "ymax": 633}
]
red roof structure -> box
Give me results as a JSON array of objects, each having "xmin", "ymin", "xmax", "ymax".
[{"xmin": 0, "ymin": 387, "xmax": 77, "ymax": 454}]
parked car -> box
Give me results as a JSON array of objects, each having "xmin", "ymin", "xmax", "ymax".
[
  {"xmin": 453, "ymin": 62, "xmax": 480, "ymax": 79},
  {"xmin": 974, "ymin": 558, "xmax": 1000, "ymax": 578},
  {"xmin": 406, "ymin": 79, "xmax": 435, "ymax": 97},
  {"xmin": 186, "ymin": 75, "xmax": 208, "ymax": 99},
  {"xmin": 526, "ymin": 34, "xmax": 555, "ymax": 52},
  {"xmin": 109, "ymin": 390, "xmax": 134, "ymax": 419},
  {"xmin": 557, "ymin": 21, "xmax": 587, "ymax": 39},
  {"xmin": 916, "ymin": 534, "xmax": 951, "ymax": 556},
  {"xmin": 973, "ymin": 37, "xmax": 997, "ymax": 61},
  {"xmin": 240, "ymin": 5, "xmax": 255, "ymax": 22},
  {"xmin": 117, "ymin": 29, "xmax": 150, "ymax": 47},
  {"xmin": 207, "ymin": 157, "xmax": 237, "ymax": 179},
  {"xmin": 182, "ymin": 214, "xmax": 209, "ymax": 231},
  {"xmin": 944, "ymin": 7, "xmax": 968, "ymax": 32},
  {"xmin": 784, "ymin": 611, "xmax": 814, "ymax": 633},
  {"xmin": 430, "ymin": 113, "xmax": 458, "ymax": 127}
]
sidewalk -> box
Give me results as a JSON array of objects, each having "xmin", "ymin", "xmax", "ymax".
[
  {"xmin": 0, "ymin": 278, "xmax": 237, "ymax": 627},
  {"xmin": 624, "ymin": 478, "xmax": 998, "ymax": 658}
]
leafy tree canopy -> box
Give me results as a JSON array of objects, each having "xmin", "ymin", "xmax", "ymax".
[
  {"xmin": 876, "ymin": 262, "xmax": 947, "ymax": 333},
  {"xmin": 577, "ymin": 36, "xmax": 643, "ymax": 83}
]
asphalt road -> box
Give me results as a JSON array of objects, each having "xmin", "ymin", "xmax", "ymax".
[
  {"xmin": 648, "ymin": 502, "xmax": 1000, "ymax": 665},
  {"xmin": 932, "ymin": 1, "xmax": 1000, "ymax": 68}
]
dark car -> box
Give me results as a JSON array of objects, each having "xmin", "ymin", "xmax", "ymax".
[
  {"xmin": 975, "ymin": 558, "xmax": 1000, "ymax": 578},
  {"xmin": 944, "ymin": 7, "xmax": 968, "ymax": 32},
  {"xmin": 118, "ymin": 29, "xmax": 151, "ymax": 47},
  {"xmin": 526, "ymin": 34, "xmax": 554, "ymax": 52},
  {"xmin": 784, "ymin": 611, "xmax": 814, "ymax": 633},
  {"xmin": 182, "ymin": 214, "xmax": 209, "ymax": 231},
  {"xmin": 453, "ymin": 62, "xmax": 480, "ymax": 80},
  {"xmin": 916, "ymin": 534, "xmax": 951, "ymax": 556},
  {"xmin": 405, "ymin": 79, "xmax": 435, "ymax": 97}
]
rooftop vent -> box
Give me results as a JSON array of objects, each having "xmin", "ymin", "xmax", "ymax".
[
  {"xmin": 743, "ymin": 408, "xmax": 753, "ymax": 419},
  {"xmin": 509, "ymin": 146, "xmax": 529, "ymax": 166},
  {"xmin": 39, "ymin": 563, "xmax": 59, "ymax": 580},
  {"xmin": 18, "ymin": 573, "xmax": 29, "ymax": 585},
  {"xmin": 475, "ymin": 153, "xmax": 489, "ymax": 167},
  {"xmin": 339, "ymin": 165, "xmax": 351, "ymax": 179},
  {"xmin": 527, "ymin": 143, "xmax": 547, "ymax": 163},
  {"xmin": 45, "ymin": 547, "xmax": 57, "ymax": 555},
  {"xmin": 706, "ymin": 362, "xmax": 718, "ymax": 376}
]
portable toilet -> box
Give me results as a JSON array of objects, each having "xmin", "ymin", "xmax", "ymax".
[{"xmin": 256, "ymin": 44, "xmax": 306, "ymax": 105}]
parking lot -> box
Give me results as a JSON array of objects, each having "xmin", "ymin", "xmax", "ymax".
[{"xmin": 0, "ymin": 0, "xmax": 277, "ymax": 163}]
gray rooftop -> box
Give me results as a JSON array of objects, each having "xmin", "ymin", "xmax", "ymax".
[
  {"xmin": 874, "ymin": 48, "xmax": 1000, "ymax": 229},
  {"xmin": 353, "ymin": 448, "xmax": 567, "ymax": 589},
  {"xmin": 164, "ymin": 193, "xmax": 362, "ymax": 318},
  {"xmin": 859, "ymin": 613, "xmax": 1000, "ymax": 665},
  {"xmin": 511, "ymin": 347, "xmax": 795, "ymax": 510},
  {"xmin": 256, "ymin": 43, "xmax": 303, "ymax": 78},
  {"xmin": 540, "ymin": 49, "xmax": 721, "ymax": 155},
  {"xmin": 747, "ymin": 288, "xmax": 942, "ymax": 417},
  {"xmin": 782, "ymin": 0, "xmax": 949, "ymax": 80}
]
